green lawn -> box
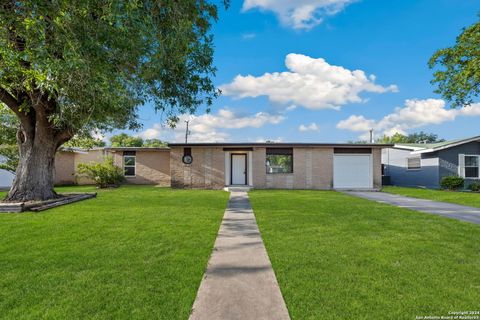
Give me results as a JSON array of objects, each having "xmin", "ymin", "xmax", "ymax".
[
  {"xmin": 249, "ymin": 190, "xmax": 480, "ymax": 320},
  {"xmin": 383, "ymin": 186, "xmax": 480, "ymax": 208},
  {"xmin": 0, "ymin": 186, "xmax": 228, "ymax": 320}
]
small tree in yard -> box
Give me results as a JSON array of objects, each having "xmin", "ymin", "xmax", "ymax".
[
  {"xmin": 77, "ymin": 157, "xmax": 124, "ymax": 188},
  {"xmin": 0, "ymin": 1, "xmax": 226, "ymax": 201}
]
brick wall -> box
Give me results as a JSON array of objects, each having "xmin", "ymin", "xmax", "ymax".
[
  {"xmin": 54, "ymin": 152, "xmax": 75, "ymax": 185},
  {"xmin": 113, "ymin": 150, "xmax": 170, "ymax": 186},
  {"xmin": 170, "ymin": 147, "xmax": 224, "ymax": 189}
]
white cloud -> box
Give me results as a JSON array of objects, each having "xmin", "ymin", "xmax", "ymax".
[
  {"xmin": 337, "ymin": 99, "xmax": 480, "ymax": 139},
  {"xmin": 254, "ymin": 137, "xmax": 284, "ymax": 143},
  {"xmin": 242, "ymin": 32, "xmax": 257, "ymax": 40},
  {"xmin": 299, "ymin": 123, "xmax": 320, "ymax": 132},
  {"xmin": 220, "ymin": 54, "xmax": 397, "ymax": 111},
  {"xmin": 138, "ymin": 108, "xmax": 286, "ymax": 143},
  {"xmin": 242, "ymin": 0, "xmax": 357, "ymax": 30}
]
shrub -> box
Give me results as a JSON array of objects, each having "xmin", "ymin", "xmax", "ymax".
[
  {"xmin": 77, "ymin": 157, "xmax": 125, "ymax": 188},
  {"xmin": 468, "ymin": 182, "xmax": 480, "ymax": 192},
  {"xmin": 440, "ymin": 176, "xmax": 464, "ymax": 191}
]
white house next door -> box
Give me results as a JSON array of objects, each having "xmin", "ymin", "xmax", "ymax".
[{"xmin": 231, "ymin": 154, "xmax": 247, "ymax": 185}]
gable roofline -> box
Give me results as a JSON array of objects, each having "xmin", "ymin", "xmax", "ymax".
[{"xmin": 393, "ymin": 136, "xmax": 480, "ymax": 154}]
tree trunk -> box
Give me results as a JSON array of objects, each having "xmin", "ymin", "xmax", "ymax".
[{"xmin": 4, "ymin": 133, "xmax": 59, "ymax": 202}]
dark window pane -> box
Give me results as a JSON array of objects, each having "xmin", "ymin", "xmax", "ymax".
[
  {"xmin": 465, "ymin": 167, "xmax": 479, "ymax": 178},
  {"xmin": 124, "ymin": 156, "xmax": 135, "ymax": 166},
  {"xmin": 407, "ymin": 157, "xmax": 421, "ymax": 169},
  {"xmin": 465, "ymin": 156, "xmax": 478, "ymax": 167},
  {"xmin": 124, "ymin": 166, "xmax": 135, "ymax": 176},
  {"xmin": 266, "ymin": 154, "xmax": 293, "ymax": 173}
]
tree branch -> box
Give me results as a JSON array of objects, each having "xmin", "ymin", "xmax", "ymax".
[{"xmin": 0, "ymin": 87, "xmax": 21, "ymax": 114}]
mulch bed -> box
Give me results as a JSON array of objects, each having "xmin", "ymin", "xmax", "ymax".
[{"xmin": 0, "ymin": 193, "xmax": 96, "ymax": 213}]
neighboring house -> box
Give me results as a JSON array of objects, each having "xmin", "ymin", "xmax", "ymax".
[
  {"xmin": 169, "ymin": 143, "xmax": 388, "ymax": 190},
  {"xmin": 382, "ymin": 136, "xmax": 480, "ymax": 188}
]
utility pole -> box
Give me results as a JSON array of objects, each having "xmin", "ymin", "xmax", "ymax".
[
  {"xmin": 185, "ymin": 120, "xmax": 190, "ymax": 144},
  {"xmin": 369, "ymin": 129, "xmax": 374, "ymax": 143}
]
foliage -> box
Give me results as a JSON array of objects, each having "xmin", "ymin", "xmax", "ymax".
[
  {"xmin": 0, "ymin": 186, "xmax": 228, "ymax": 319},
  {"xmin": 440, "ymin": 176, "xmax": 465, "ymax": 191},
  {"xmin": 77, "ymin": 157, "xmax": 124, "ymax": 188},
  {"xmin": 143, "ymin": 138, "xmax": 167, "ymax": 147},
  {"xmin": 0, "ymin": 1, "xmax": 226, "ymax": 134},
  {"xmin": 376, "ymin": 131, "xmax": 444, "ymax": 144},
  {"xmin": 0, "ymin": 103, "xmax": 18, "ymax": 172},
  {"xmin": 63, "ymin": 135, "xmax": 106, "ymax": 150},
  {"xmin": 110, "ymin": 134, "xmax": 144, "ymax": 147},
  {"xmin": 249, "ymin": 190, "xmax": 480, "ymax": 319},
  {"xmin": 429, "ymin": 17, "xmax": 480, "ymax": 107},
  {"xmin": 109, "ymin": 134, "xmax": 167, "ymax": 147},
  {"xmin": 468, "ymin": 182, "xmax": 480, "ymax": 192}
]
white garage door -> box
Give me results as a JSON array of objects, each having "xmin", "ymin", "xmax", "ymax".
[{"xmin": 333, "ymin": 154, "xmax": 372, "ymax": 189}]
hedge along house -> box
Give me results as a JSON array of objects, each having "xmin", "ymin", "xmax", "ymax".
[
  {"xmin": 168, "ymin": 143, "xmax": 390, "ymax": 190},
  {"xmin": 54, "ymin": 147, "xmax": 171, "ymax": 186}
]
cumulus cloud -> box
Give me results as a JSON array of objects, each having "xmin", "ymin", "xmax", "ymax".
[
  {"xmin": 220, "ymin": 54, "xmax": 397, "ymax": 110},
  {"xmin": 242, "ymin": 0, "xmax": 357, "ymax": 30},
  {"xmin": 138, "ymin": 108, "xmax": 286, "ymax": 143},
  {"xmin": 299, "ymin": 123, "xmax": 320, "ymax": 132},
  {"xmin": 337, "ymin": 99, "xmax": 480, "ymax": 139}
]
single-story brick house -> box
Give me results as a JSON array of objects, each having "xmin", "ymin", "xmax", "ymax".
[
  {"xmin": 3, "ymin": 142, "xmax": 389, "ymax": 190},
  {"xmin": 382, "ymin": 136, "xmax": 480, "ymax": 188},
  {"xmin": 168, "ymin": 143, "xmax": 388, "ymax": 190}
]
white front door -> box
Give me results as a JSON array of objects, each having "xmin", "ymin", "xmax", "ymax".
[
  {"xmin": 333, "ymin": 154, "xmax": 373, "ymax": 189},
  {"xmin": 231, "ymin": 154, "xmax": 247, "ymax": 185}
]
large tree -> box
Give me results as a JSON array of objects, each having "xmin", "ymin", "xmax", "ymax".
[
  {"xmin": 429, "ymin": 17, "xmax": 480, "ymax": 107},
  {"xmin": 0, "ymin": 1, "xmax": 225, "ymax": 201}
]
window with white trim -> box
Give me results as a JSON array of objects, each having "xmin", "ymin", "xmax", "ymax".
[
  {"xmin": 407, "ymin": 157, "xmax": 421, "ymax": 170},
  {"xmin": 464, "ymin": 155, "xmax": 479, "ymax": 178},
  {"xmin": 124, "ymin": 155, "xmax": 136, "ymax": 177}
]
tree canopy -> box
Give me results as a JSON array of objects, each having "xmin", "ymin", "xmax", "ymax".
[
  {"xmin": 63, "ymin": 135, "xmax": 106, "ymax": 149},
  {"xmin": 429, "ymin": 17, "xmax": 480, "ymax": 107},
  {"xmin": 376, "ymin": 132, "xmax": 444, "ymax": 144},
  {"xmin": 109, "ymin": 133, "xmax": 166, "ymax": 147}
]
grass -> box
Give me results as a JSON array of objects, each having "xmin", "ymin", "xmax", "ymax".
[
  {"xmin": 0, "ymin": 186, "xmax": 228, "ymax": 320},
  {"xmin": 249, "ymin": 190, "xmax": 480, "ymax": 320},
  {"xmin": 383, "ymin": 186, "xmax": 480, "ymax": 208}
]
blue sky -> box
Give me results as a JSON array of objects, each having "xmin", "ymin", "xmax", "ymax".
[{"xmin": 120, "ymin": 0, "xmax": 480, "ymax": 143}]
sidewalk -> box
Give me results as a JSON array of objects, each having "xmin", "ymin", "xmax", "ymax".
[{"xmin": 189, "ymin": 191, "xmax": 290, "ymax": 320}]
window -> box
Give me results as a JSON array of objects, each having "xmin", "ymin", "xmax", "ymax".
[
  {"xmin": 465, "ymin": 155, "xmax": 479, "ymax": 178},
  {"xmin": 124, "ymin": 155, "xmax": 136, "ymax": 176},
  {"xmin": 407, "ymin": 157, "xmax": 421, "ymax": 170},
  {"xmin": 266, "ymin": 148, "xmax": 293, "ymax": 174}
]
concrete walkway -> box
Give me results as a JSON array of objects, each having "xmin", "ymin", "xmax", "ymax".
[
  {"xmin": 346, "ymin": 191, "xmax": 480, "ymax": 224},
  {"xmin": 189, "ymin": 192, "xmax": 290, "ymax": 320}
]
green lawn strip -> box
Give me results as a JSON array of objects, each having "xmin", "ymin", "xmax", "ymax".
[
  {"xmin": 383, "ymin": 186, "xmax": 480, "ymax": 208},
  {"xmin": 0, "ymin": 186, "xmax": 228, "ymax": 320},
  {"xmin": 249, "ymin": 190, "xmax": 480, "ymax": 320}
]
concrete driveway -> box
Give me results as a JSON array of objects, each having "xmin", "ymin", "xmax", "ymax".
[{"xmin": 346, "ymin": 191, "xmax": 480, "ymax": 225}]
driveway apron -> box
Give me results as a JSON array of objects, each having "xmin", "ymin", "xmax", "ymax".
[
  {"xmin": 346, "ymin": 191, "xmax": 480, "ymax": 224},
  {"xmin": 189, "ymin": 191, "xmax": 290, "ymax": 320}
]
